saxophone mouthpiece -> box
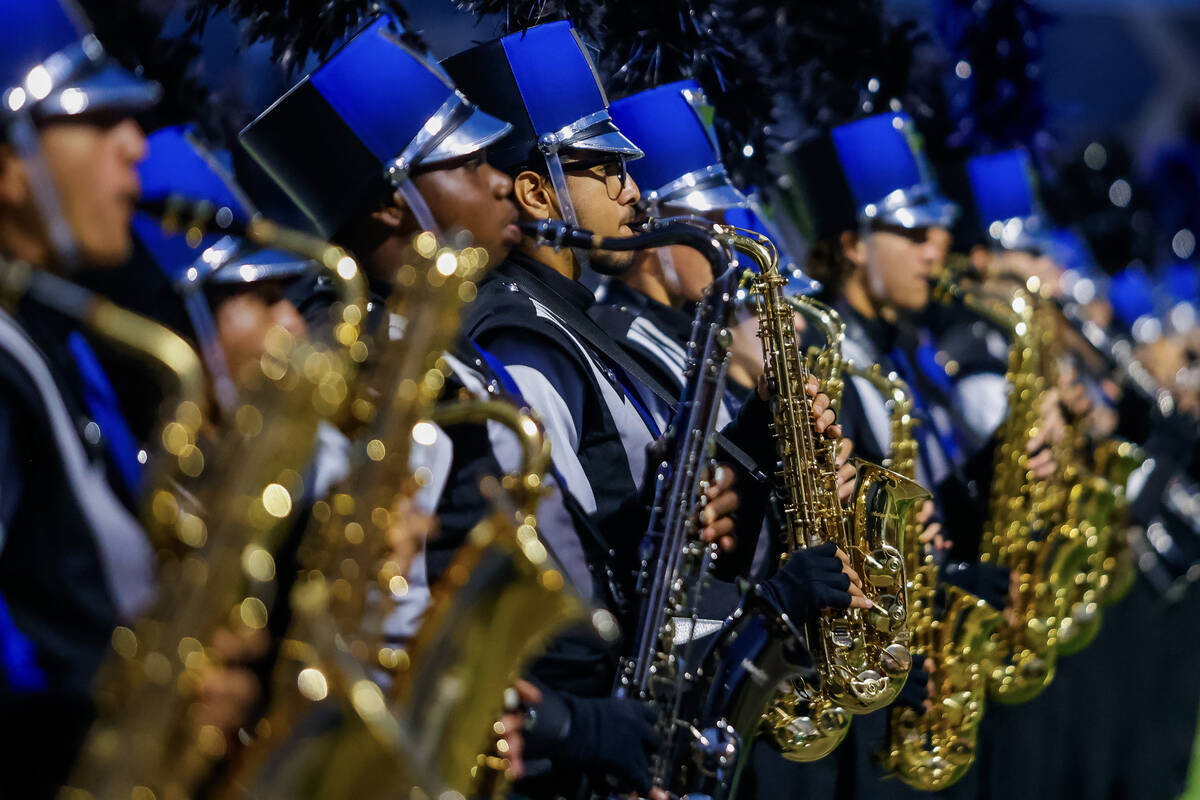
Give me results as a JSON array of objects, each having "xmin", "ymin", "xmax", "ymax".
[{"xmin": 517, "ymin": 219, "xmax": 600, "ymax": 251}]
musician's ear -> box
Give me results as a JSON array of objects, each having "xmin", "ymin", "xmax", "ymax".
[
  {"xmin": 840, "ymin": 230, "xmax": 866, "ymax": 268},
  {"xmin": 513, "ymin": 169, "xmax": 561, "ymax": 220},
  {"xmin": 0, "ymin": 144, "xmax": 28, "ymax": 208}
]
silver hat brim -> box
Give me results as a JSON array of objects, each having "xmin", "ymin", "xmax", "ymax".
[{"xmin": 422, "ymin": 105, "xmax": 514, "ymax": 167}]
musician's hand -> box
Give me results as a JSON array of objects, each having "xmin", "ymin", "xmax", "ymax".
[
  {"xmin": 806, "ymin": 374, "xmax": 842, "ymax": 439},
  {"xmin": 699, "ymin": 464, "xmax": 738, "ymax": 552},
  {"xmin": 894, "ymin": 654, "xmax": 934, "ymax": 713},
  {"xmin": 760, "ymin": 542, "xmax": 871, "ymax": 623},
  {"xmin": 496, "ymin": 679, "xmax": 542, "ymax": 780},
  {"xmin": 197, "ymin": 626, "xmax": 270, "ymax": 743},
  {"xmin": 560, "ymin": 695, "xmax": 662, "ymax": 795},
  {"xmin": 915, "ymin": 500, "xmax": 950, "ymax": 551},
  {"xmin": 835, "ymin": 438, "xmax": 857, "ymax": 502}
]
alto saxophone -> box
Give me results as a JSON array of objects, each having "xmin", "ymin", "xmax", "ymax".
[
  {"xmin": 844, "ymin": 363, "xmax": 1001, "ymax": 791},
  {"xmin": 749, "ymin": 260, "xmax": 928, "ymax": 762},
  {"xmin": 224, "ymin": 234, "xmax": 582, "ymax": 798},
  {"xmin": 931, "ymin": 279, "xmax": 1089, "ymax": 704},
  {"xmin": 65, "ymin": 198, "xmax": 370, "ymax": 800}
]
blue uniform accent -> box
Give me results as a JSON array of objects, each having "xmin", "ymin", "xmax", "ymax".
[
  {"xmin": 0, "ymin": 594, "xmax": 45, "ymax": 692},
  {"xmin": 890, "ymin": 346, "xmax": 964, "ymax": 491},
  {"xmin": 66, "ymin": 332, "xmax": 144, "ymax": 497},
  {"xmin": 905, "ymin": 339, "xmax": 965, "ymax": 466},
  {"xmin": 500, "ymin": 21, "xmax": 607, "ymax": 138},
  {"xmin": 310, "ymin": 18, "xmax": 455, "ymax": 162}
]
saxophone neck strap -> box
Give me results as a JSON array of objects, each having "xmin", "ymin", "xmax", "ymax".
[{"xmin": 505, "ymin": 264, "xmax": 764, "ymax": 481}]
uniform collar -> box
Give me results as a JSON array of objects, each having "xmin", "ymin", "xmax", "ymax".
[
  {"xmin": 599, "ymin": 280, "xmax": 695, "ymax": 342},
  {"xmin": 835, "ymin": 297, "xmax": 901, "ymax": 364},
  {"xmin": 502, "ymin": 250, "xmax": 597, "ymax": 313}
]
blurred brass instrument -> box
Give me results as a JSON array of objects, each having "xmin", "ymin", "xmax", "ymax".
[
  {"xmin": 743, "ymin": 243, "xmax": 927, "ymax": 763},
  {"xmin": 932, "ymin": 278, "xmax": 1089, "ymax": 704},
  {"xmin": 844, "ymin": 364, "xmax": 1001, "ymax": 790},
  {"xmin": 64, "ymin": 198, "xmax": 369, "ymax": 800},
  {"xmin": 222, "ymin": 235, "xmax": 583, "ymax": 798}
]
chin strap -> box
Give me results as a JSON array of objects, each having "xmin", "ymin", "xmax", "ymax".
[
  {"xmin": 395, "ymin": 179, "xmax": 442, "ymax": 240},
  {"xmin": 539, "ymin": 145, "xmax": 591, "ymax": 274},
  {"xmin": 182, "ymin": 289, "xmax": 240, "ymax": 416},
  {"xmin": 8, "ymin": 111, "xmax": 81, "ymax": 272}
]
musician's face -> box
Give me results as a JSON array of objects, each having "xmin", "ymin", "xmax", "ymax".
[
  {"xmin": 38, "ymin": 116, "xmax": 146, "ymax": 267},
  {"xmin": 213, "ymin": 280, "xmax": 308, "ymax": 387},
  {"xmin": 564, "ymin": 155, "xmax": 641, "ymax": 276},
  {"xmin": 412, "ymin": 150, "xmax": 520, "ymax": 270},
  {"xmin": 864, "ymin": 224, "xmax": 940, "ymax": 312}
]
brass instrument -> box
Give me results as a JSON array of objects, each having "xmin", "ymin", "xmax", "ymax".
[
  {"xmin": 64, "ymin": 199, "xmax": 369, "ymax": 800},
  {"xmin": 932, "ymin": 279, "xmax": 1089, "ymax": 704},
  {"xmin": 223, "ymin": 234, "xmax": 583, "ymax": 798},
  {"xmin": 845, "ymin": 364, "xmax": 1001, "ymax": 791},
  {"xmin": 745, "ymin": 243, "xmax": 928, "ymax": 762}
]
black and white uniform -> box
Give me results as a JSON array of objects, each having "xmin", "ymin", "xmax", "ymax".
[
  {"xmin": 0, "ymin": 300, "xmax": 156, "ymax": 796},
  {"xmin": 462, "ymin": 254, "xmax": 659, "ymax": 559},
  {"xmin": 591, "ymin": 280, "xmax": 739, "ymax": 431}
]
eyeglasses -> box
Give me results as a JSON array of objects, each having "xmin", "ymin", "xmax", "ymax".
[
  {"xmin": 870, "ymin": 221, "xmax": 934, "ymax": 244},
  {"xmin": 564, "ymin": 156, "xmax": 628, "ymax": 201}
]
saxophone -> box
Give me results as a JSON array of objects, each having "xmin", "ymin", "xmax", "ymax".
[
  {"xmin": 222, "ymin": 234, "xmax": 583, "ymax": 798},
  {"xmin": 525, "ymin": 217, "xmax": 750, "ymax": 796},
  {"xmin": 749, "ymin": 258, "xmax": 928, "ymax": 762},
  {"xmin": 845, "ymin": 364, "xmax": 1002, "ymax": 791},
  {"xmin": 64, "ymin": 199, "xmax": 369, "ymax": 800},
  {"xmin": 931, "ymin": 279, "xmax": 1089, "ymax": 704}
]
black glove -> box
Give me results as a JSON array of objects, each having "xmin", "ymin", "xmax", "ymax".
[
  {"xmin": 940, "ymin": 560, "xmax": 1010, "ymax": 611},
  {"xmin": 524, "ymin": 690, "xmax": 661, "ymax": 795},
  {"xmin": 893, "ymin": 654, "xmax": 931, "ymax": 712},
  {"xmin": 758, "ymin": 541, "xmax": 852, "ymax": 624}
]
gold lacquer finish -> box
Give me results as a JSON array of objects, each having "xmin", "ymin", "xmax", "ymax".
[
  {"xmin": 63, "ymin": 203, "xmax": 368, "ymax": 800},
  {"xmin": 736, "ymin": 233, "xmax": 926, "ymax": 762},
  {"xmin": 846, "ymin": 364, "xmax": 1002, "ymax": 790},
  {"xmin": 221, "ymin": 236, "xmax": 583, "ymax": 798},
  {"xmin": 932, "ymin": 280, "xmax": 1086, "ymax": 705}
]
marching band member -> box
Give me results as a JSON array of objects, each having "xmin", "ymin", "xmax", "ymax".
[{"xmin": 0, "ymin": 2, "xmax": 259, "ymax": 794}]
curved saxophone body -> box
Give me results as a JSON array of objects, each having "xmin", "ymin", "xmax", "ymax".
[
  {"xmin": 845, "ymin": 363, "xmax": 1001, "ymax": 790},
  {"xmin": 933, "ymin": 281, "xmax": 1086, "ymax": 705},
  {"xmin": 65, "ymin": 206, "xmax": 369, "ymax": 800},
  {"xmin": 226, "ymin": 237, "xmax": 582, "ymax": 798},
  {"xmin": 745, "ymin": 249, "xmax": 925, "ymax": 763}
]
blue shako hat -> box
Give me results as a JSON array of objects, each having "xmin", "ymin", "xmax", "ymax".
[
  {"xmin": 963, "ymin": 149, "xmax": 1048, "ymax": 252},
  {"xmin": 1, "ymin": 0, "xmax": 160, "ymax": 122},
  {"xmin": 2, "ymin": 0, "xmax": 160, "ymax": 269},
  {"xmin": 788, "ymin": 111, "xmax": 958, "ymax": 241},
  {"xmin": 240, "ymin": 14, "xmax": 512, "ymax": 239},
  {"xmin": 610, "ymin": 80, "xmax": 745, "ymax": 214},
  {"xmin": 135, "ymin": 126, "xmax": 316, "ymax": 413},
  {"xmin": 442, "ymin": 20, "xmax": 643, "ymax": 226}
]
